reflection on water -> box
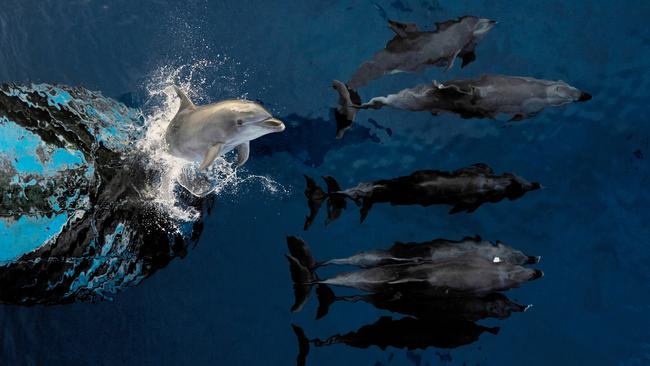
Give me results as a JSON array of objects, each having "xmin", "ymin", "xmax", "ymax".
[
  {"xmin": 286, "ymin": 235, "xmax": 541, "ymax": 364},
  {"xmin": 292, "ymin": 316, "xmax": 500, "ymax": 366}
]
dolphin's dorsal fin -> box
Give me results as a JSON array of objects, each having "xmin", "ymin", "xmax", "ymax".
[
  {"xmin": 173, "ymin": 85, "xmax": 195, "ymax": 111},
  {"xmin": 388, "ymin": 20, "xmax": 420, "ymax": 37},
  {"xmin": 435, "ymin": 19, "xmax": 458, "ymax": 32}
]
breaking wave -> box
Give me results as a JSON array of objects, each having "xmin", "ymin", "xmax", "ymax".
[{"xmin": 0, "ymin": 58, "xmax": 286, "ymax": 305}]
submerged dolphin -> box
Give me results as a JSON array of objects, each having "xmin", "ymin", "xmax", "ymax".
[
  {"xmin": 334, "ymin": 75, "xmax": 591, "ymax": 126},
  {"xmin": 333, "ymin": 17, "xmax": 495, "ymax": 138},
  {"xmin": 347, "ymin": 17, "xmax": 497, "ymax": 89},
  {"xmin": 288, "ymin": 254, "xmax": 542, "ymax": 296},
  {"xmin": 314, "ymin": 285, "xmax": 528, "ymax": 321},
  {"xmin": 285, "ymin": 237, "xmax": 542, "ymax": 312},
  {"xmin": 287, "ymin": 236, "xmax": 540, "ymax": 269},
  {"xmin": 291, "ymin": 317, "xmax": 499, "ymax": 365},
  {"xmin": 303, "ymin": 163, "xmax": 541, "ymax": 229},
  {"xmin": 165, "ymin": 86, "xmax": 285, "ymax": 170}
]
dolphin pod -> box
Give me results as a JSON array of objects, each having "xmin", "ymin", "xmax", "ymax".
[
  {"xmin": 285, "ymin": 236, "xmax": 542, "ymax": 313},
  {"xmin": 286, "ymin": 12, "xmax": 582, "ymax": 364},
  {"xmin": 285, "ymin": 236, "xmax": 539, "ymax": 363},
  {"xmin": 332, "ymin": 16, "xmax": 591, "ymax": 138},
  {"xmin": 165, "ymin": 86, "xmax": 285, "ymax": 171},
  {"xmin": 302, "ymin": 163, "xmax": 540, "ymax": 229},
  {"xmin": 333, "ymin": 16, "xmax": 496, "ymax": 138}
]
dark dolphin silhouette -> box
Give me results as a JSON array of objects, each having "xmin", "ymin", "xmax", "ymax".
[{"xmin": 302, "ymin": 163, "xmax": 541, "ymax": 229}]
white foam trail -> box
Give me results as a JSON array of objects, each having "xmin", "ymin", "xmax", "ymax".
[{"xmin": 136, "ymin": 58, "xmax": 288, "ymax": 222}]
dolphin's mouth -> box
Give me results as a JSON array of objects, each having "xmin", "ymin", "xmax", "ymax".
[
  {"xmin": 577, "ymin": 92, "xmax": 592, "ymax": 102},
  {"xmin": 262, "ymin": 118, "xmax": 286, "ymax": 131}
]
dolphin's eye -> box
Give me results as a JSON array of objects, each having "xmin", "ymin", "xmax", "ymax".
[{"xmin": 236, "ymin": 119, "xmax": 244, "ymax": 126}]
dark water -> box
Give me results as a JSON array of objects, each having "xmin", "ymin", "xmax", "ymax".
[{"xmin": 1, "ymin": 0, "xmax": 649, "ymax": 365}]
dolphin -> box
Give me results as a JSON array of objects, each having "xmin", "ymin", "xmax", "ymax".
[
  {"xmin": 287, "ymin": 250, "xmax": 542, "ymax": 302},
  {"xmin": 334, "ymin": 75, "xmax": 591, "ymax": 124},
  {"xmin": 303, "ymin": 163, "xmax": 541, "ymax": 229},
  {"xmin": 347, "ymin": 17, "xmax": 497, "ymax": 90},
  {"xmin": 285, "ymin": 236, "xmax": 542, "ymax": 312},
  {"xmin": 291, "ymin": 317, "xmax": 499, "ymax": 364},
  {"xmin": 313, "ymin": 285, "xmax": 528, "ymax": 321},
  {"xmin": 286, "ymin": 236, "xmax": 540, "ymax": 269},
  {"xmin": 165, "ymin": 86, "xmax": 285, "ymax": 170}
]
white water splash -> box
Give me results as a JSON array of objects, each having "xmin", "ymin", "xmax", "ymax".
[{"xmin": 135, "ymin": 58, "xmax": 288, "ymax": 222}]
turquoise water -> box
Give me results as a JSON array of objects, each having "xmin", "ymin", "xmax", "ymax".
[{"xmin": 0, "ymin": 0, "xmax": 649, "ymax": 365}]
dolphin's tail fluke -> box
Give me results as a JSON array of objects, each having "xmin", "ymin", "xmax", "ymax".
[
  {"xmin": 303, "ymin": 175, "xmax": 326, "ymax": 230},
  {"xmin": 291, "ymin": 324, "xmax": 311, "ymax": 366},
  {"xmin": 315, "ymin": 284, "xmax": 337, "ymax": 320},
  {"xmin": 332, "ymin": 80, "xmax": 362, "ymax": 139},
  {"xmin": 286, "ymin": 254, "xmax": 316, "ymax": 312},
  {"xmin": 303, "ymin": 175, "xmax": 349, "ymax": 229},
  {"xmin": 286, "ymin": 236, "xmax": 321, "ymax": 312},
  {"xmin": 322, "ymin": 176, "xmax": 347, "ymax": 226},
  {"xmin": 286, "ymin": 237, "xmax": 339, "ymax": 318},
  {"xmin": 287, "ymin": 236, "xmax": 318, "ymax": 271}
]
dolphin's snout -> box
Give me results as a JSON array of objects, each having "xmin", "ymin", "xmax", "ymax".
[
  {"xmin": 262, "ymin": 118, "xmax": 286, "ymax": 131},
  {"xmin": 578, "ymin": 92, "xmax": 592, "ymax": 102},
  {"xmin": 530, "ymin": 269, "xmax": 544, "ymax": 281}
]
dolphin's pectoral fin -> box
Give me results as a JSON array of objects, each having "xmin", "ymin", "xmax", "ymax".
[
  {"xmin": 198, "ymin": 143, "xmax": 223, "ymax": 171},
  {"xmin": 460, "ymin": 50, "xmax": 477, "ymax": 68},
  {"xmin": 444, "ymin": 49, "xmax": 461, "ymax": 72},
  {"xmin": 508, "ymin": 114, "xmax": 527, "ymax": 122},
  {"xmin": 449, "ymin": 202, "xmax": 481, "ymax": 214},
  {"xmin": 236, "ymin": 142, "xmax": 250, "ymax": 166}
]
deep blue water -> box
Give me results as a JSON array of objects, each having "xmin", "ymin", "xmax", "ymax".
[{"xmin": 1, "ymin": 0, "xmax": 650, "ymax": 365}]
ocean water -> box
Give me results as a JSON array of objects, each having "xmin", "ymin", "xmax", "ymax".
[{"xmin": 0, "ymin": 0, "xmax": 649, "ymax": 365}]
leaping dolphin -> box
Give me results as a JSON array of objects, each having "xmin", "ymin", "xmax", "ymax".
[{"xmin": 165, "ymin": 86, "xmax": 285, "ymax": 170}]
